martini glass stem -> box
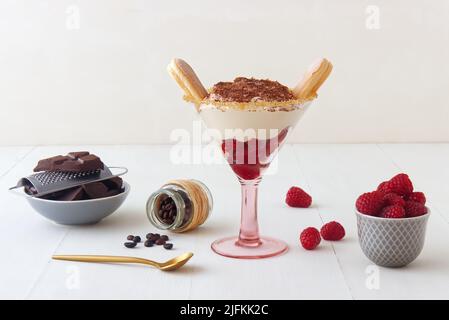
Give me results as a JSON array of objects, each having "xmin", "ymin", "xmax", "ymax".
[{"xmin": 237, "ymin": 177, "xmax": 262, "ymax": 247}]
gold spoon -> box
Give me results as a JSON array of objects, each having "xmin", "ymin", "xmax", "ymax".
[{"xmin": 52, "ymin": 252, "xmax": 193, "ymax": 271}]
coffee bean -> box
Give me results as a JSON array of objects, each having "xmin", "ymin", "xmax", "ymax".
[
  {"xmin": 144, "ymin": 240, "xmax": 154, "ymax": 247},
  {"xmin": 126, "ymin": 235, "xmax": 134, "ymax": 241},
  {"xmin": 133, "ymin": 236, "xmax": 141, "ymax": 243},
  {"xmin": 124, "ymin": 242, "xmax": 137, "ymax": 248},
  {"xmin": 155, "ymin": 238, "xmax": 166, "ymax": 245},
  {"xmin": 160, "ymin": 235, "xmax": 169, "ymax": 241},
  {"xmin": 157, "ymin": 197, "xmax": 177, "ymax": 225},
  {"xmin": 163, "ymin": 243, "xmax": 173, "ymax": 250},
  {"xmin": 146, "ymin": 233, "xmax": 154, "ymax": 239}
]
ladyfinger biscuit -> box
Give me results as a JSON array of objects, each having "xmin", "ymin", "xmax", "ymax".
[
  {"xmin": 167, "ymin": 58, "xmax": 208, "ymax": 102},
  {"xmin": 292, "ymin": 58, "xmax": 333, "ymax": 99}
]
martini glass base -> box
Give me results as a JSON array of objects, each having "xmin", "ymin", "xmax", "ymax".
[{"xmin": 211, "ymin": 236, "xmax": 288, "ymax": 259}]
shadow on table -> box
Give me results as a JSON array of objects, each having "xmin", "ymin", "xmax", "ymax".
[
  {"xmin": 404, "ymin": 254, "xmax": 449, "ymax": 271},
  {"xmin": 92, "ymin": 209, "xmax": 149, "ymax": 229}
]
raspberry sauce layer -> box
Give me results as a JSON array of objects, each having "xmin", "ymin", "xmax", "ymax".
[{"xmin": 221, "ymin": 128, "xmax": 289, "ymax": 180}]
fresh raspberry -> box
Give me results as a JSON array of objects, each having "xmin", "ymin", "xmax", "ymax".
[
  {"xmin": 376, "ymin": 181, "xmax": 388, "ymax": 194},
  {"xmin": 300, "ymin": 227, "xmax": 321, "ymax": 250},
  {"xmin": 380, "ymin": 205, "xmax": 406, "ymax": 219},
  {"xmin": 405, "ymin": 192, "xmax": 426, "ymax": 205},
  {"xmin": 382, "ymin": 173, "xmax": 414, "ymax": 196},
  {"xmin": 286, "ymin": 187, "xmax": 312, "ymax": 208},
  {"xmin": 404, "ymin": 201, "xmax": 428, "ymax": 217},
  {"xmin": 320, "ymin": 221, "xmax": 345, "ymax": 241},
  {"xmin": 356, "ymin": 191, "xmax": 384, "ymax": 216},
  {"xmin": 383, "ymin": 193, "xmax": 405, "ymax": 207}
]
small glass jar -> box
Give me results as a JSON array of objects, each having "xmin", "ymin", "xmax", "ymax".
[{"xmin": 146, "ymin": 179, "xmax": 213, "ymax": 233}]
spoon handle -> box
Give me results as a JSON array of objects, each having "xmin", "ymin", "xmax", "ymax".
[{"xmin": 52, "ymin": 255, "xmax": 160, "ymax": 268}]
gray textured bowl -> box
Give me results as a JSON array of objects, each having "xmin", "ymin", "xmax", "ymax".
[
  {"xmin": 25, "ymin": 182, "xmax": 130, "ymax": 225},
  {"xmin": 356, "ymin": 209, "xmax": 430, "ymax": 268}
]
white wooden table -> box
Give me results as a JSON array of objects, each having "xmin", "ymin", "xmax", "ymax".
[{"xmin": 1, "ymin": 144, "xmax": 448, "ymax": 300}]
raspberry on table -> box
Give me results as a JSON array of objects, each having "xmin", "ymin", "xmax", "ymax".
[
  {"xmin": 380, "ymin": 205, "xmax": 406, "ymax": 219},
  {"xmin": 405, "ymin": 192, "xmax": 426, "ymax": 205},
  {"xmin": 286, "ymin": 187, "xmax": 312, "ymax": 208},
  {"xmin": 300, "ymin": 227, "xmax": 321, "ymax": 250},
  {"xmin": 404, "ymin": 201, "xmax": 428, "ymax": 217},
  {"xmin": 320, "ymin": 221, "xmax": 345, "ymax": 241},
  {"xmin": 356, "ymin": 191, "xmax": 384, "ymax": 216}
]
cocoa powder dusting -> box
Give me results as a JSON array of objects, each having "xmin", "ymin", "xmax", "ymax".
[{"xmin": 208, "ymin": 77, "xmax": 295, "ymax": 103}]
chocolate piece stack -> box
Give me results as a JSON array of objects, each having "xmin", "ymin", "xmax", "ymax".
[
  {"xmin": 34, "ymin": 151, "xmax": 104, "ymax": 172},
  {"xmin": 29, "ymin": 151, "xmax": 124, "ymax": 201}
]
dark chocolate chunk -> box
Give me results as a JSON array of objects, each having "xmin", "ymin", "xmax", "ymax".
[
  {"xmin": 38, "ymin": 177, "xmax": 123, "ymax": 201},
  {"xmin": 67, "ymin": 151, "xmax": 90, "ymax": 159},
  {"xmin": 39, "ymin": 186, "xmax": 86, "ymax": 201},
  {"xmin": 57, "ymin": 186, "xmax": 86, "ymax": 201},
  {"xmin": 82, "ymin": 181, "xmax": 109, "ymax": 199},
  {"xmin": 33, "ymin": 151, "xmax": 104, "ymax": 172},
  {"xmin": 31, "ymin": 151, "xmax": 123, "ymax": 201},
  {"xmin": 102, "ymin": 176, "xmax": 123, "ymax": 190}
]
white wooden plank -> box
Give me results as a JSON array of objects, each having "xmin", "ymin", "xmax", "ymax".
[
  {"xmin": 0, "ymin": 146, "xmax": 34, "ymax": 179},
  {"xmin": 188, "ymin": 144, "xmax": 351, "ymax": 299},
  {"xmin": 293, "ymin": 144, "xmax": 449, "ymax": 299},
  {"xmin": 25, "ymin": 145, "xmax": 351, "ymax": 299},
  {"xmin": 2, "ymin": 144, "xmax": 448, "ymax": 299}
]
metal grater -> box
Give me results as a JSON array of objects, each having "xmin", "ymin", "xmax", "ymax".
[{"xmin": 9, "ymin": 167, "xmax": 127, "ymax": 197}]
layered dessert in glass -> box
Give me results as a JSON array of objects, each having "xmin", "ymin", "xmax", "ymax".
[{"xmin": 168, "ymin": 58, "xmax": 332, "ymax": 258}]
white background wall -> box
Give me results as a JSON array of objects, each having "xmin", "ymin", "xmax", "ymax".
[{"xmin": 0, "ymin": 0, "xmax": 448, "ymax": 145}]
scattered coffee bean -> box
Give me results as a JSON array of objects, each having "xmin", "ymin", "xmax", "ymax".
[
  {"xmin": 144, "ymin": 240, "xmax": 154, "ymax": 247},
  {"xmin": 151, "ymin": 233, "xmax": 161, "ymax": 240},
  {"xmin": 130, "ymin": 232, "xmax": 174, "ymax": 250},
  {"xmin": 124, "ymin": 242, "xmax": 137, "ymax": 248}
]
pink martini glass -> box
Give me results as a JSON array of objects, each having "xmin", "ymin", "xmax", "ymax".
[{"xmin": 200, "ymin": 101, "xmax": 312, "ymax": 259}]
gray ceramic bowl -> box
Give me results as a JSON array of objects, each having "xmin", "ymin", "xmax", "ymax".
[
  {"xmin": 25, "ymin": 182, "xmax": 130, "ymax": 225},
  {"xmin": 356, "ymin": 209, "xmax": 430, "ymax": 268}
]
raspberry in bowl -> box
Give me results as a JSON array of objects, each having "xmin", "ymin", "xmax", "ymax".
[{"xmin": 355, "ymin": 174, "xmax": 430, "ymax": 268}]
